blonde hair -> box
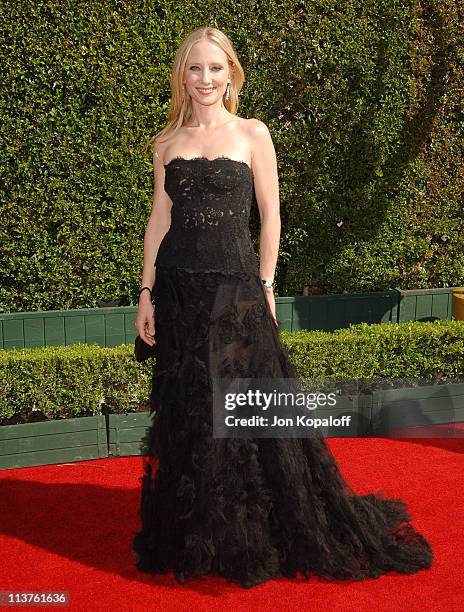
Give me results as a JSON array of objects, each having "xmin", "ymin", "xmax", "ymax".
[{"xmin": 144, "ymin": 26, "xmax": 245, "ymax": 155}]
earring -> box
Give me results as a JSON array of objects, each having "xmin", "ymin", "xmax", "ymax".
[{"xmin": 225, "ymin": 82, "xmax": 230, "ymax": 101}]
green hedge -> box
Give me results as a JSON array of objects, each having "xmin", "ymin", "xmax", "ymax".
[
  {"xmin": 0, "ymin": 0, "xmax": 462, "ymax": 312},
  {"xmin": 281, "ymin": 319, "xmax": 464, "ymax": 378},
  {"xmin": 0, "ymin": 343, "xmax": 152, "ymax": 423},
  {"xmin": 1, "ymin": 319, "xmax": 463, "ymax": 423}
]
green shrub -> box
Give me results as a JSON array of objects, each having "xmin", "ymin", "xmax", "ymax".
[
  {"xmin": 0, "ymin": 1, "xmax": 462, "ymax": 312},
  {"xmin": 0, "ymin": 319, "xmax": 462, "ymax": 422}
]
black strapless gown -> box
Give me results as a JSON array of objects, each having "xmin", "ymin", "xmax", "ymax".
[{"xmin": 132, "ymin": 156, "xmax": 433, "ymax": 588}]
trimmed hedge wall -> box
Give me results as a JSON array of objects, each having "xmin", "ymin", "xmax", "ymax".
[
  {"xmin": 1, "ymin": 320, "xmax": 463, "ymax": 423},
  {"xmin": 0, "ymin": 1, "xmax": 463, "ymax": 312}
]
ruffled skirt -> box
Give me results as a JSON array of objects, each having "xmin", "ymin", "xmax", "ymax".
[{"xmin": 132, "ymin": 265, "xmax": 434, "ymax": 588}]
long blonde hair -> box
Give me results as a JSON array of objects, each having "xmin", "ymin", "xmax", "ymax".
[{"xmin": 145, "ymin": 26, "xmax": 245, "ymax": 154}]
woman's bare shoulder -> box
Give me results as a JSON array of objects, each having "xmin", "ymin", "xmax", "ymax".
[
  {"xmin": 236, "ymin": 118, "xmax": 269, "ymax": 155},
  {"xmin": 244, "ymin": 118, "xmax": 273, "ymax": 159},
  {"xmin": 245, "ymin": 117, "xmax": 270, "ymax": 135},
  {"xmin": 152, "ymin": 135, "xmax": 175, "ymax": 164}
]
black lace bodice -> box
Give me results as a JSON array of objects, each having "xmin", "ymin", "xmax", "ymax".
[{"xmin": 155, "ymin": 156, "xmax": 259, "ymax": 275}]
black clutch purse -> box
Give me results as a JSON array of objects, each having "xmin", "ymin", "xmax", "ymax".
[
  {"xmin": 134, "ymin": 334, "xmax": 156, "ymax": 362},
  {"xmin": 134, "ymin": 284, "xmax": 156, "ymax": 363}
]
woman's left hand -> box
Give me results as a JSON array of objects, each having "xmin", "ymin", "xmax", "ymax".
[{"xmin": 263, "ymin": 286, "xmax": 279, "ymax": 327}]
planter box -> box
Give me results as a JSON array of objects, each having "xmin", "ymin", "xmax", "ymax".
[
  {"xmin": 395, "ymin": 287, "xmax": 454, "ymax": 323},
  {"xmin": 0, "ymin": 415, "xmax": 108, "ymax": 470},
  {"xmin": 370, "ymin": 382, "xmax": 464, "ymax": 435},
  {"xmin": 0, "ymin": 287, "xmax": 458, "ymax": 348},
  {"xmin": 0, "ymin": 306, "xmax": 138, "ymax": 350},
  {"xmin": 108, "ymin": 411, "xmax": 153, "ymax": 457},
  {"xmin": 276, "ymin": 290, "xmax": 399, "ymax": 332},
  {"xmin": 303, "ymin": 391, "xmax": 372, "ymax": 438},
  {"xmin": 1, "ymin": 382, "xmax": 463, "ymax": 470}
]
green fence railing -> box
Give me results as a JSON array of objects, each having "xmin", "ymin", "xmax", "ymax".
[{"xmin": 0, "ymin": 287, "xmax": 457, "ymax": 350}]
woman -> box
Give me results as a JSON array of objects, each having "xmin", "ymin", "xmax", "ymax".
[{"xmin": 132, "ymin": 26, "xmax": 433, "ymax": 589}]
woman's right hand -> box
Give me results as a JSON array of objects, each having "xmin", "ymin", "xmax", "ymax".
[{"xmin": 136, "ymin": 295, "xmax": 156, "ymax": 346}]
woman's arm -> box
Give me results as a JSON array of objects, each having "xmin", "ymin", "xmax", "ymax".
[
  {"xmin": 248, "ymin": 119, "xmax": 281, "ymax": 325},
  {"xmin": 139, "ymin": 143, "xmax": 172, "ymax": 302},
  {"xmin": 249, "ymin": 119, "xmax": 281, "ymax": 281}
]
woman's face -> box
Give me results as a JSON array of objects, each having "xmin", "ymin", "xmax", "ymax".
[{"xmin": 183, "ymin": 39, "xmax": 231, "ymax": 106}]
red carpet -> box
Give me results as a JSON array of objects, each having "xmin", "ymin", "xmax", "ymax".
[{"xmin": 1, "ymin": 437, "xmax": 463, "ymax": 612}]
